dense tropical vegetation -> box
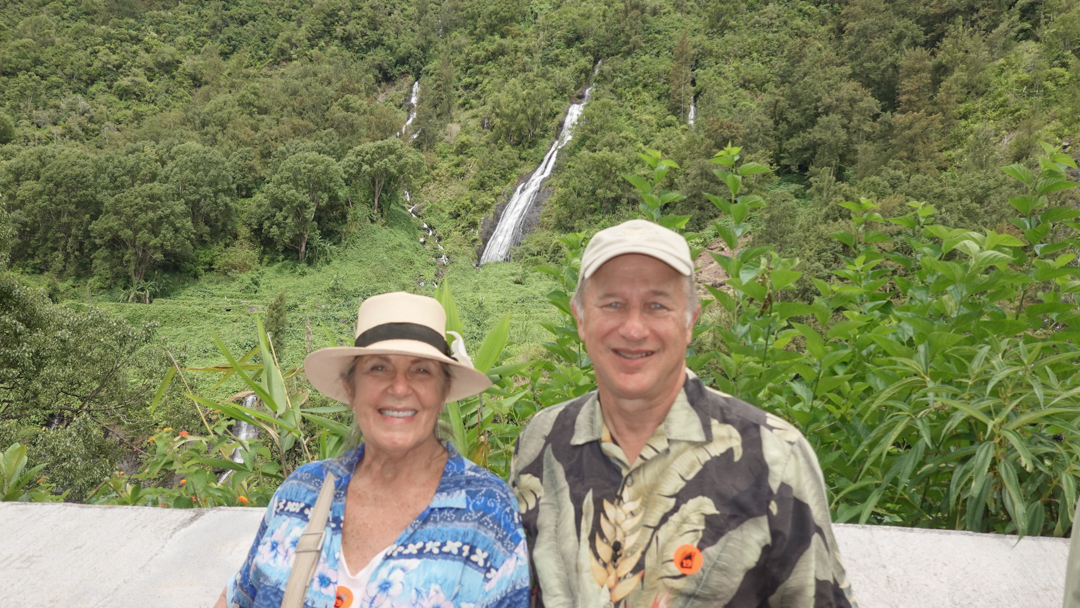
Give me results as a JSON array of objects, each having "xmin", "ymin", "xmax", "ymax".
[{"xmin": 2, "ymin": 0, "xmax": 1079, "ymax": 537}]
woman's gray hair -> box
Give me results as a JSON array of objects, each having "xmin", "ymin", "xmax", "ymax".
[{"xmin": 341, "ymin": 355, "xmax": 454, "ymax": 447}]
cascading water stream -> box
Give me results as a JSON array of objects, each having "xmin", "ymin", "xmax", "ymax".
[
  {"xmin": 394, "ymin": 80, "xmax": 447, "ymax": 281},
  {"xmin": 480, "ymin": 63, "xmax": 601, "ymax": 264},
  {"xmin": 217, "ymin": 395, "xmax": 260, "ymax": 484},
  {"xmin": 398, "ymin": 80, "xmax": 421, "ymax": 138},
  {"xmin": 688, "ymin": 96, "xmax": 696, "ymax": 126}
]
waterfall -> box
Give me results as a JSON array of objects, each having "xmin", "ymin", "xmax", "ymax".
[
  {"xmin": 395, "ymin": 80, "xmax": 447, "ymax": 264},
  {"xmin": 398, "ymin": 80, "xmax": 421, "ymax": 138},
  {"xmin": 688, "ymin": 96, "xmax": 696, "ymax": 126},
  {"xmin": 217, "ymin": 395, "xmax": 260, "ymax": 484},
  {"xmin": 480, "ymin": 63, "xmax": 601, "ymax": 264}
]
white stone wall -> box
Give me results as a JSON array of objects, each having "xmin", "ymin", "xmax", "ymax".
[{"xmin": 0, "ymin": 502, "xmax": 1069, "ymax": 607}]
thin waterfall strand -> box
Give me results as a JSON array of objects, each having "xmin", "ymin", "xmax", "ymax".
[
  {"xmin": 217, "ymin": 395, "xmax": 260, "ymax": 484},
  {"xmin": 481, "ymin": 65, "xmax": 600, "ymax": 264},
  {"xmin": 398, "ymin": 80, "xmax": 420, "ymax": 138}
]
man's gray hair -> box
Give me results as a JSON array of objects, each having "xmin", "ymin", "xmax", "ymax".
[{"xmin": 570, "ymin": 272, "xmax": 700, "ymax": 327}]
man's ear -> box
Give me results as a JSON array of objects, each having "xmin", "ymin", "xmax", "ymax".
[
  {"xmin": 687, "ymin": 304, "xmax": 702, "ymax": 336},
  {"xmin": 571, "ymin": 301, "xmax": 586, "ymax": 342}
]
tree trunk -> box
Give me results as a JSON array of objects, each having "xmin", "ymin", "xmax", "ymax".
[{"xmin": 373, "ymin": 177, "xmax": 385, "ymax": 217}]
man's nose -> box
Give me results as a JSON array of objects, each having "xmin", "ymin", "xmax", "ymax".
[{"xmin": 619, "ymin": 306, "xmax": 647, "ymax": 340}]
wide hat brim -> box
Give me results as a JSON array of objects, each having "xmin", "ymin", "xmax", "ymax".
[{"xmin": 304, "ymin": 341, "xmax": 493, "ymax": 404}]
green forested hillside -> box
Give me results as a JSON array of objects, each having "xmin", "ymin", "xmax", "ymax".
[{"xmin": 2, "ymin": 0, "xmax": 1080, "ymax": 532}]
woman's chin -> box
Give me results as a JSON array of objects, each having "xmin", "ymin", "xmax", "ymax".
[{"xmin": 364, "ymin": 432, "xmax": 442, "ymax": 458}]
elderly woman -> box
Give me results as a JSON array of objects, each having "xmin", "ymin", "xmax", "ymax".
[{"xmin": 216, "ymin": 292, "xmax": 530, "ymax": 608}]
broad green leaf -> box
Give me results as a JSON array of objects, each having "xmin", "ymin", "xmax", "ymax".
[
  {"xmin": 211, "ymin": 333, "xmax": 278, "ymax": 417},
  {"xmin": 968, "ymin": 442, "xmax": 994, "ymax": 499},
  {"xmin": 888, "ymin": 215, "xmax": 918, "ymax": 230},
  {"xmin": 827, "ymin": 319, "xmax": 866, "ymax": 339},
  {"xmin": 1050, "ymin": 152, "xmax": 1078, "ymax": 169},
  {"xmin": 1035, "ymin": 178, "xmax": 1078, "ymax": 195},
  {"xmin": 623, "ymin": 174, "xmax": 652, "ymax": 194},
  {"xmin": 436, "ymin": 282, "xmax": 464, "ymax": 336},
  {"xmin": 716, "ymin": 170, "xmax": 741, "ymax": 199},
  {"xmin": 473, "ymin": 312, "xmax": 510, "ymax": 373},
  {"xmin": 705, "ymin": 285, "xmax": 737, "ymax": 312},
  {"xmin": 1003, "ymin": 408, "xmax": 1076, "ymax": 430},
  {"xmin": 657, "ymin": 214, "xmax": 691, "ymax": 231},
  {"xmin": 830, "ymin": 230, "xmax": 856, "ymax": 249},
  {"xmin": 1000, "ymin": 164, "xmax": 1035, "ymax": 186},
  {"xmin": 773, "ymin": 302, "xmax": 816, "ymax": 321},
  {"xmin": 1040, "ymin": 207, "xmax": 1080, "ymax": 223},
  {"xmin": 770, "ymin": 269, "xmax": 802, "ymax": 290},
  {"xmin": 150, "ymin": 366, "xmax": 176, "ymax": 415},
  {"xmin": 737, "ymin": 162, "xmax": 771, "ymax": 176},
  {"xmin": 715, "ymin": 222, "xmax": 738, "ymax": 250},
  {"xmin": 1008, "ymin": 195, "xmax": 1038, "ymax": 215},
  {"xmin": 705, "ymin": 193, "xmax": 732, "ymax": 215},
  {"xmin": 815, "ymin": 374, "xmax": 854, "ymax": 397},
  {"xmin": 256, "ymin": 318, "xmax": 289, "ymax": 416},
  {"xmin": 442, "ymin": 401, "xmax": 468, "ymax": 458},
  {"xmin": 302, "ymin": 412, "xmax": 352, "ymax": 437},
  {"xmin": 999, "ymin": 460, "xmax": 1028, "ymax": 537},
  {"xmin": 1001, "ymin": 429, "xmax": 1035, "ymax": 472}
]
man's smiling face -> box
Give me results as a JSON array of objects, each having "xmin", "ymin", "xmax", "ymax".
[{"xmin": 574, "ymin": 253, "xmax": 697, "ymax": 407}]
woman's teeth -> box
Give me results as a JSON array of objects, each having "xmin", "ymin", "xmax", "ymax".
[{"xmin": 380, "ymin": 409, "xmax": 417, "ymax": 418}]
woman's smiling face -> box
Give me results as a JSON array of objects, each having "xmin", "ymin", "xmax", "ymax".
[{"xmin": 344, "ymin": 354, "xmax": 449, "ymax": 458}]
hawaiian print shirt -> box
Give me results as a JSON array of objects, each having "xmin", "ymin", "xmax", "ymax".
[
  {"xmin": 227, "ymin": 443, "xmax": 531, "ymax": 608},
  {"xmin": 510, "ymin": 371, "xmax": 857, "ymax": 608}
]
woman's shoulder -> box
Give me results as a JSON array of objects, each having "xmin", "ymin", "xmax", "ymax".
[
  {"xmin": 270, "ymin": 449, "xmax": 357, "ymax": 506},
  {"xmin": 444, "ymin": 448, "xmax": 518, "ymax": 505}
]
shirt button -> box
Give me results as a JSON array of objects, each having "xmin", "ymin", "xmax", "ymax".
[
  {"xmin": 625, "ymin": 476, "xmax": 634, "ymax": 487},
  {"xmin": 605, "ymin": 602, "xmax": 614, "ymax": 608}
]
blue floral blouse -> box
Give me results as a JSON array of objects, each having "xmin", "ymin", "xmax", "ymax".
[{"xmin": 226, "ymin": 443, "xmax": 531, "ymax": 608}]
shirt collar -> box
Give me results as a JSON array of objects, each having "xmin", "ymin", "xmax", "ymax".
[{"xmin": 570, "ymin": 369, "xmax": 708, "ymax": 446}]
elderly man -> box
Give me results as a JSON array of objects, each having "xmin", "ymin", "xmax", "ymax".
[{"xmin": 510, "ymin": 219, "xmax": 856, "ymax": 608}]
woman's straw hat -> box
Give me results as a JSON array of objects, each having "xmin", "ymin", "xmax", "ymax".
[{"xmin": 304, "ymin": 292, "xmax": 492, "ymax": 403}]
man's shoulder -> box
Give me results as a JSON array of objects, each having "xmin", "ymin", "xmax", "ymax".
[
  {"xmin": 518, "ymin": 390, "xmax": 592, "ymax": 440},
  {"xmin": 686, "ymin": 376, "xmax": 809, "ymax": 446}
]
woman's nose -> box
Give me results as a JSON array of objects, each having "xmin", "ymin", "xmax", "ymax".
[{"xmin": 389, "ymin": 370, "xmax": 412, "ymax": 396}]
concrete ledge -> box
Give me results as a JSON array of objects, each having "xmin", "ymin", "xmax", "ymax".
[
  {"xmin": 0, "ymin": 502, "xmax": 1069, "ymax": 607},
  {"xmin": 835, "ymin": 522, "xmax": 1068, "ymax": 607}
]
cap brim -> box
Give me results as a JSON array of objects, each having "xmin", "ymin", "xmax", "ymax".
[
  {"xmin": 582, "ymin": 246, "xmax": 693, "ymax": 279},
  {"xmin": 304, "ymin": 345, "xmax": 493, "ymax": 404}
]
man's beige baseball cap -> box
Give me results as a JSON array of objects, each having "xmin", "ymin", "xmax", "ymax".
[{"xmin": 579, "ymin": 219, "xmax": 693, "ymax": 279}]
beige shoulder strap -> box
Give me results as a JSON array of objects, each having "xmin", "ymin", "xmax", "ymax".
[{"xmin": 282, "ymin": 471, "xmax": 338, "ymax": 608}]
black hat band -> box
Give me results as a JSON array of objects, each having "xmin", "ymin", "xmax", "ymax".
[{"xmin": 354, "ymin": 322, "xmax": 454, "ymax": 360}]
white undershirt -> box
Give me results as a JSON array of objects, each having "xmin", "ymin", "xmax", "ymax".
[{"xmin": 334, "ymin": 546, "xmax": 389, "ymax": 608}]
